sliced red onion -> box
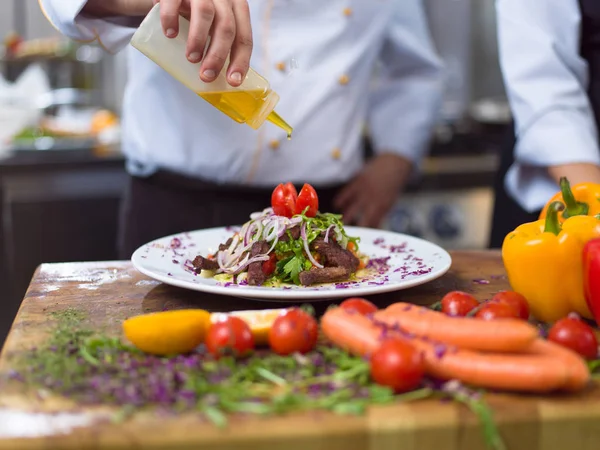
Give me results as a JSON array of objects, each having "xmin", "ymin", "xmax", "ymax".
[
  {"xmin": 227, "ymin": 234, "xmax": 240, "ymax": 254},
  {"xmin": 290, "ymin": 216, "xmax": 303, "ymax": 226},
  {"xmin": 266, "ymin": 236, "xmax": 279, "ymax": 255},
  {"xmin": 228, "ymin": 254, "xmax": 270, "ymax": 274},
  {"xmin": 323, "ymin": 224, "xmax": 335, "ymax": 243},
  {"xmin": 217, "ymin": 251, "xmax": 227, "ymax": 271},
  {"xmin": 223, "ymin": 253, "xmax": 250, "ymax": 274},
  {"xmin": 263, "ymin": 221, "xmax": 281, "ymax": 242},
  {"xmin": 301, "ymin": 222, "xmax": 323, "ymax": 269},
  {"xmin": 250, "ymin": 207, "xmax": 273, "ymax": 221},
  {"xmin": 243, "ymin": 222, "xmax": 254, "ymax": 246}
]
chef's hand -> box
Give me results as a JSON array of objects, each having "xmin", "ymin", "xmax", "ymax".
[
  {"xmin": 84, "ymin": 0, "xmax": 253, "ymax": 87},
  {"xmin": 334, "ymin": 153, "xmax": 412, "ymax": 228},
  {"xmin": 156, "ymin": 0, "xmax": 252, "ymax": 86},
  {"xmin": 548, "ymin": 163, "xmax": 600, "ymax": 185}
]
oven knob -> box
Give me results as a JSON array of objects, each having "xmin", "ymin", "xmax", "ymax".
[{"xmin": 430, "ymin": 205, "xmax": 462, "ymax": 239}]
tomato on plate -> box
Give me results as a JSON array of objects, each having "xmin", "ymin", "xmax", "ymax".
[
  {"xmin": 205, "ymin": 316, "xmax": 255, "ymax": 358},
  {"xmin": 370, "ymin": 339, "xmax": 424, "ymax": 393},
  {"xmin": 271, "ymin": 182, "xmax": 298, "ymax": 218},
  {"xmin": 268, "ymin": 308, "xmax": 318, "ymax": 355},
  {"xmin": 440, "ymin": 291, "xmax": 479, "ymax": 317},
  {"xmin": 295, "ymin": 183, "xmax": 319, "ymax": 217},
  {"xmin": 339, "ymin": 298, "xmax": 378, "ymax": 316},
  {"xmin": 490, "ymin": 291, "xmax": 529, "ymax": 320},
  {"xmin": 262, "ymin": 254, "xmax": 277, "ymax": 277},
  {"xmin": 548, "ymin": 315, "xmax": 598, "ymax": 360},
  {"xmin": 475, "ymin": 302, "xmax": 520, "ymax": 320}
]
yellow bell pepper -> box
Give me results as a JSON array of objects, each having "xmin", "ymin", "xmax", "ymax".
[
  {"xmin": 503, "ymin": 201, "xmax": 600, "ymax": 323},
  {"xmin": 539, "ymin": 177, "xmax": 600, "ymax": 223}
]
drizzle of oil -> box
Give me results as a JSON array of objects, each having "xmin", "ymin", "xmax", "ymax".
[{"xmin": 197, "ymin": 90, "xmax": 293, "ymax": 138}]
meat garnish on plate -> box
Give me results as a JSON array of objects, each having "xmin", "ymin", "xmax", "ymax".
[{"xmin": 191, "ymin": 183, "xmax": 367, "ymax": 287}]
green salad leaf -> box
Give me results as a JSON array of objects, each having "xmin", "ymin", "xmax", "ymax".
[{"xmin": 270, "ymin": 212, "xmax": 360, "ymax": 286}]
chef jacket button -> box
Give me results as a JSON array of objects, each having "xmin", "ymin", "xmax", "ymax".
[
  {"xmin": 331, "ymin": 148, "xmax": 342, "ymax": 160},
  {"xmin": 275, "ymin": 61, "xmax": 286, "ymax": 72},
  {"xmin": 269, "ymin": 139, "xmax": 280, "ymax": 150},
  {"xmin": 338, "ymin": 74, "xmax": 350, "ymax": 85},
  {"xmin": 343, "ymin": 7, "xmax": 353, "ymax": 16}
]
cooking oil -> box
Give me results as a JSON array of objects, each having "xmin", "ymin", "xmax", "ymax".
[
  {"xmin": 131, "ymin": 4, "xmax": 293, "ymax": 135},
  {"xmin": 198, "ymin": 90, "xmax": 293, "ymax": 138}
]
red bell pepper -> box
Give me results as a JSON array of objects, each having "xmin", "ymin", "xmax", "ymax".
[{"xmin": 583, "ymin": 238, "xmax": 600, "ymax": 325}]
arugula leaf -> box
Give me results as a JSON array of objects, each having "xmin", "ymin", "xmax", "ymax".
[{"xmin": 283, "ymin": 257, "xmax": 304, "ymax": 285}]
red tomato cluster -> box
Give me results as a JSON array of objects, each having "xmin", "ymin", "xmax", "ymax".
[
  {"xmin": 271, "ymin": 182, "xmax": 319, "ymax": 218},
  {"xmin": 205, "ymin": 316, "xmax": 255, "ymax": 358},
  {"xmin": 548, "ymin": 315, "xmax": 598, "ymax": 360},
  {"xmin": 439, "ymin": 289, "xmax": 599, "ymax": 360},
  {"xmin": 205, "ymin": 308, "xmax": 320, "ymax": 358},
  {"xmin": 268, "ymin": 308, "xmax": 319, "ymax": 356},
  {"xmin": 440, "ymin": 290, "xmax": 529, "ymax": 321}
]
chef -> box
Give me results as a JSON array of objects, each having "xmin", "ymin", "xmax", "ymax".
[
  {"xmin": 490, "ymin": 0, "xmax": 600, "ymax": 247},
  {"xmin": 39, "ymin": 0, "xmax": 443, "ymax": 258}
]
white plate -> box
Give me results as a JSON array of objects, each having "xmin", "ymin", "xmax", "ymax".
[{"xmin": 131, "ymin": 226, "xmax": 452, "ymax": 301}]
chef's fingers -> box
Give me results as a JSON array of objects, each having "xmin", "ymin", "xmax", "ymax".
[
  {"xmin": 226, "ymin": 0, "xmax": 253, "ymax": 86},
  {"xmin": 358, "ymin": 202, "xmax": 385, "ymax": 228},
  {"xmin": 199, "ymin": 0, "xmax": 236, "ymax": 81},
  {"xmin": 187, "ymin": 0, "xmax": 215, "ymax": 64},
  {"xmin": 160, "ymin": 0, "xmax": 183, "ymax": 38},
  {"xmin": 334, "ymin": 178, "xmax": 360, "ymax": 212}
]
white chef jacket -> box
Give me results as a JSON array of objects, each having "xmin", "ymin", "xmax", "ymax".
[
  {"xmin": 38, "ymin": 0, "xmax": 443, "ymax": 187},
  {"xmin": 496, "ymin": 0, "xmax": 600, "ymax": 212}
]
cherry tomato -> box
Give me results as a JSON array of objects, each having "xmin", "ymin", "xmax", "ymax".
[
  {"xmin": 205, "ymin": 316, "xmax": 254, "ymax": 358},
  {"xmin": 339, "ymin": 298, "xmax": 378, "ymax": 316},
  {"xmin": 475, "ymin": 302, "xmax": 520, "ymax": 320},
  {"xmin": 268, "ymin": 308, "xmax": 319, "ymax": 355},
  {"xmin": 490, "ymin": 291, "xmax": 529, "ymax": 320},
  {"xmin": 295, "ymin": 183, "xmax": 319, "ymax": 217},
  {"xmin": 271, "ymin": 182, "xmax": 298, "ymax": 218},
  {"xmin": 440, "ymin": 291, "xmax": 479, "ymax": 317},
  {"xmin": 370, "ymin": 339, "xmax": 425, "ymax": 393},
  {"xmin": 262, "ymin": 254, "xmax": 277, "ymax": 277},
  {"xmin": 548, "ymin": 315, "xmax": 599, "ymax": 360}
]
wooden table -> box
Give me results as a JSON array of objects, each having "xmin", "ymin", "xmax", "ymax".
[{"xmin": 0, "ymin": 251, "xmax": 599, "ymax": 450}]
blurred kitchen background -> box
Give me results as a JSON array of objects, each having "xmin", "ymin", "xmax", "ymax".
[{"xmin": 0, "ymin": 0, "xmax": 510, "ymax": 343}]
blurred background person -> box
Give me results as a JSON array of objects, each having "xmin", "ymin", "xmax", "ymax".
[
  {"xmin": 490, "ymin": 0, "xmax": 600, "ymax": 247},
  {"xmin": 39, "ymin": 0, "xmax": 444, "ymax": 258}
]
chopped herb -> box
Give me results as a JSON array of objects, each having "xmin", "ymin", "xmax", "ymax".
[{"xmin": 5, "ymin": 310, "xmax": 430, "ymax": 429}]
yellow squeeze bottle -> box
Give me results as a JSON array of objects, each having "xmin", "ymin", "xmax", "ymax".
[{"xmin": 130, "ymin": 4, "xmax": 292, "ymax": 138}]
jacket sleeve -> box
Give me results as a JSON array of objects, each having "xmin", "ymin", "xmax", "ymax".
[
  {"xmin": 366, "ymin": 0, "xmax": 444, "ymax": 168},
  {"xmin": 496, "ymin": 0, "xmax": 600, "ymax": 212},
  {"xmin": 38, "ymin": 0, "xmax": 141, "ymax": 54}
]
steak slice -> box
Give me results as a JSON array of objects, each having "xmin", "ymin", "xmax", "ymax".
[
  {"xmin": 311, "ymin": 238, "xmax": 360, "ymax": 272},
  {"xmin": 192, "ymin": 255, "xmax": 219, "ymax": 272},
  {"xmin": 278, "ymin": 226, "xmax": 301, "ymax": 242},
  {"xmin": 247, "ymin": 241, "xmax": 270, "ymax": 286},
  {"xmin": 299, "ymin": 267, "xmax": 350, "ymax": 286},
  {"xmin": 218, "ymin": 237, "xmax": 233, "ymax": 252}
]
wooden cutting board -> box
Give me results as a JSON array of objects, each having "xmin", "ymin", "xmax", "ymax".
[{"xmin": 0, "ymin": 251, "xmax": 599, "ymax": 450}]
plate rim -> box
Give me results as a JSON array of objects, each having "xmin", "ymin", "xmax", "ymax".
[{"xmin": 131, "ymin": 226, "xmax": 452, "ymax": 301}]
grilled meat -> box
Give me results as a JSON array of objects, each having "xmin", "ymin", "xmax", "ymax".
[
  {"xmin": 247, "ymin": 241, "xmax": 270, "ymax": 286},
  {"xmin": 311, "ymin": 237, "xmax": 360, "ymax": 272},
  {"xmin": 299, "ymin": 267, "xmax": 350, "ymax": 286},
  {"xmin": 192, "ymin": 255, "xmax": 219, "ymax": 272}
]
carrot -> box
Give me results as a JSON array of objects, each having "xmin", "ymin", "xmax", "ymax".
[
  {"xmin": 321, "ymin": 308, "xmax": 380, "ymax": 356},
  {"xmin": 375, "ymin": 302, "xmax": 538, "ymax": 353},
  {"xmin": 525, "ymin": 339, "xmax": 591, "ymax": 392},
  {"xmin": 321, "ymin": 308, "xmax": 576, "ymax": 393}
]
